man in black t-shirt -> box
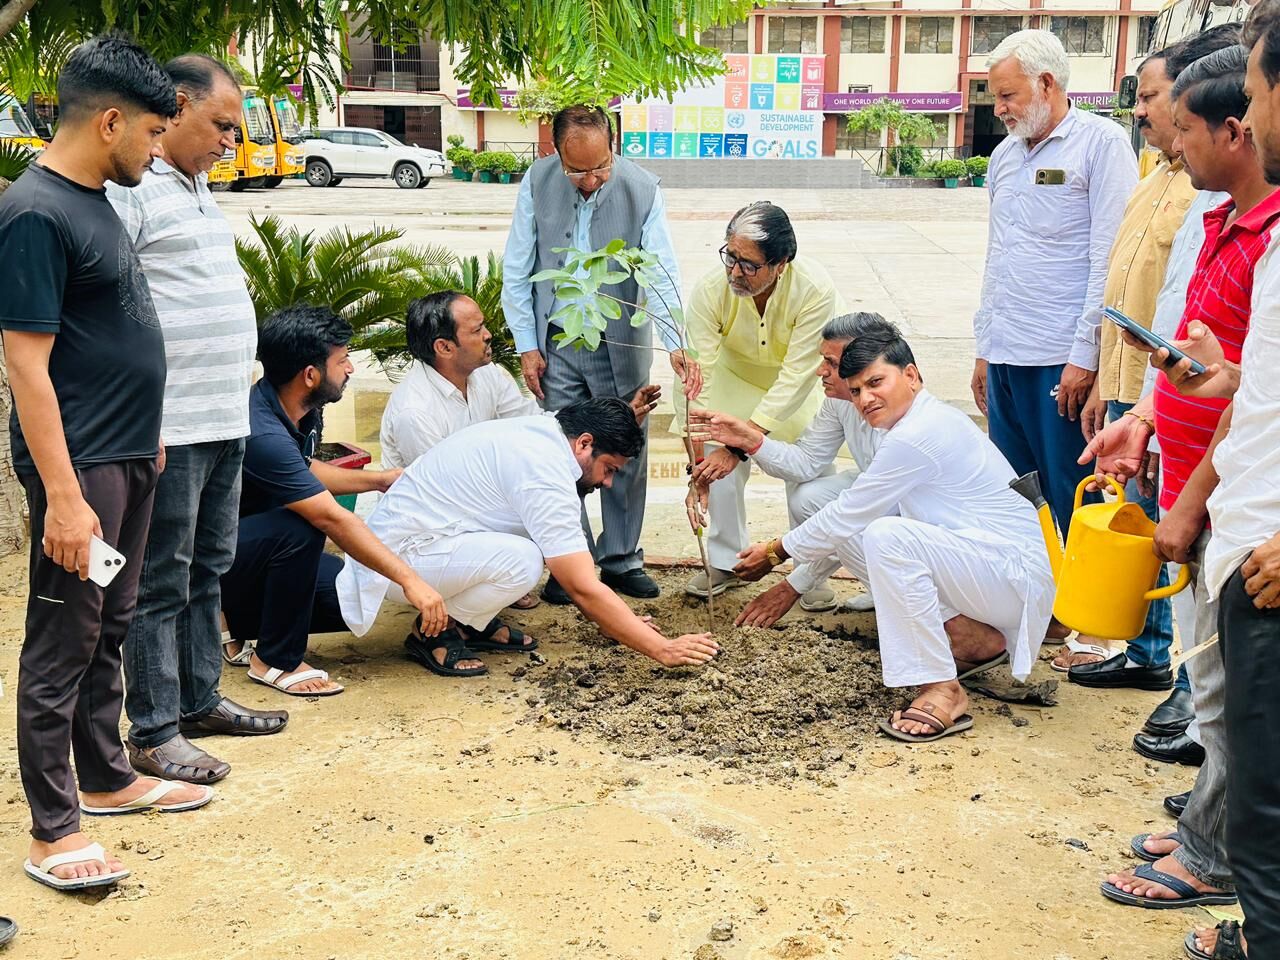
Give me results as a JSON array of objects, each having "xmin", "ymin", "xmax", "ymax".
[{"xmin": 0, "ymin": 36, "xmax": 209, "ymax": 894}]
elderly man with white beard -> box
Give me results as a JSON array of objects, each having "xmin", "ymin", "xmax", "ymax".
[{"xmin": 971, "ymin": 30, "xmax": 1137, "ymax": 543}]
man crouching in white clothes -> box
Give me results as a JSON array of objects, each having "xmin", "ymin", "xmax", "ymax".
[
  {"xmin": 704, "ymin": 318, "xmax": 1053, "ymax": 742},
  {"xmin": 337, "ymin": 397, "xmax": 718, "ymax": 675}
]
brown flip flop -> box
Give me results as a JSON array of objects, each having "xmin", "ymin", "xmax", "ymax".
[{"xmin": 878, "ymin": 701, "xmax": 974, "ymax": 743}]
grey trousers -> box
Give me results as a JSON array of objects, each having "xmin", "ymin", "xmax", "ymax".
[
  {"xmin": 541, "ymin": 339, "xmax": 647, "ymax": 575},
  {"xmin": 1172, "ymin": 531, "xmax": 1234, "ymax": 891},
  {"xmin": 123, "ymin": 439, "xmax": 244, "ymax": 748}
]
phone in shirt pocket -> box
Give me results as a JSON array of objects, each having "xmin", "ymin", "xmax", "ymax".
[{"xmin": 1035, "ymin": 168, "xmax": 1067, "ymax": 185}]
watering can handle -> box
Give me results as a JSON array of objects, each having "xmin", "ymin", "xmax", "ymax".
[
  {"xmin": 1146, "ymin": 561, "xmax": 1192, "ymax": 600},
  {"xmin": 1073, "ymin": 475, "xmax": 1124, "ymax": 511}
]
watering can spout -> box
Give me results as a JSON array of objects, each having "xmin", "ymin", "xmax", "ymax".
[{"xmin": 1009, "ymin": 471, "xmax": 1062, "ymax": 582}]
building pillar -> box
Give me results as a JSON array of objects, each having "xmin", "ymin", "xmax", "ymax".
[
  {"xmin": 475, "ymin": 110, "xmax": 485, "ymax": 150},
  {"xmin": 1114, "ymin": 0, "xmax": 1135, "ymax": 88},
  {"xmin": 822, "ymin": 12, "xmax": 843, "ymax": 157}
]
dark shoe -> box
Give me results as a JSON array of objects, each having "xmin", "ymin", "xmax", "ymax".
[
  {"xmin": 1165, "ymin": 790, "xmax": 1191, "ymax": 818},
  {"xmin": 180, "ymin": 696, "xmax": 288, "ymax": 737},
  {"xmin": 127, "ymin": 734, "xmax": 230, "ymax": 784},
  {"xmin": 1068, "ymin": 653, "xmax": 1173, "ymax": 691},
  {"xmin": 1134, "ymin": 731, "xmax": 1206, "ymax": 766},
  {"xmin": 601, "ymin": 568, "xmax": 661, "ymax": 599},
  {"xmin": 540, "ymin": 575, "xmax": 573, "ymax": 606},
  {"xmin": 1144, "ymin": 687, "xmax": 1195, "ymax": 736}
]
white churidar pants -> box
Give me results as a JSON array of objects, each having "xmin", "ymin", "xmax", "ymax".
[
  {"xmin": 835, "ymin": 516, "xmax": 1027, "ymax": 688},
  {"xmin": 784, "ymin": 469, "xmax": 858, "ymax": 594},
  {"xmin": 385, "ymin": 532, "xmax": 543, "ymax": 630}
]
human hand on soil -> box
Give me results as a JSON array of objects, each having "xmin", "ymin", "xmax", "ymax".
[
  {"xmin": 688, "ymin": 408, "xmax": 761, "ymax": 452},
  {"xmin": 733, "ymin": 542, "xmax": 773, "ymax": 582},
  {"xmin": 655, "ymin": 632, "xmax": 719, "ymax": 667},
  {"xmin": 690, "ymin": 447, "xmax": 740, "ymax": 485},
  {"xmin": 670, "ymin": 349, "xmax": 703, "ymax": 401},
  {"xmin": 735, "ymin": 580, "xmax": 800, "ymax": 628},
  {"xmin": 685, "ymin": 482, "xmax": 709, "ymax": 532},
  {"xmin": 630, "ymin": 384, "xmax": 661, "ymax": 422}
]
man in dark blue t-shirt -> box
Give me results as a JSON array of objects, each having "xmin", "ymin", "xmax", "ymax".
[
  {"xmin": 0, "ymin": 36, "xmax": 212, "ymax": 894},
  {"xmin": 220, "ymin": 305, "xmax": 450, "ymax": 696}
]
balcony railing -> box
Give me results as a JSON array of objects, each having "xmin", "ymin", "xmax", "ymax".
[{"xmin": 344, "ymin": 56, "xmax": 440, "ymax": 92}]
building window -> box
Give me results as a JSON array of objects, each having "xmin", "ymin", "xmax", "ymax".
[
  {"xmin": 840, "ymin": 17, "xmax": 885, "ymax": 54},
  {"xmin": 1051, "ymin": 16, "xmax": 1110, "ymax": 56},
  {"xmin": 970, "ymin": 16, "xmax": 1024, "ymax": 55},
  {"xmin": 904, "ymin": 17, "xmax": 954, "ymax": 55},
  {"xmin": 767, "ymin": 16, "xmax": 819, "ymax": 54},
  {"xmin": 700, "ymin": 20, "xmax": 750, "ymax": 54},
  {"xmin": 836, "ymin": 123, "xmax": 881, "ymax": 152},
  {"xmin": 1137, "ymin": 15, "xmax": 1159, "ymax": 55}
]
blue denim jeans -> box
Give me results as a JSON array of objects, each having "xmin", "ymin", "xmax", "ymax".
[
  {"xmin": 1105, "ymin": 401, "xmax": 1177, "ymax": 672},
  {"xmin": 123, "ymin": 439, "xmax": 244, "ymax": 748}
]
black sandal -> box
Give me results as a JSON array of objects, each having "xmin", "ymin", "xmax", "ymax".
[
  {"xmin": 1185, "ymin": 920, "xmax": 1246, "ymax": 959},
  {"xmin": 404, "ymin": 623, "xmax": 488, "ymax": 678},
  {"xmin": 457, "ymin": 618, "xmax": 538, "ymax": 654}
]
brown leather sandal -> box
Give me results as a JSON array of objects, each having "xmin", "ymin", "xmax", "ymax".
[{"xmin": 878, "ymin": 701, "xmax": 974, "ymax": 743}]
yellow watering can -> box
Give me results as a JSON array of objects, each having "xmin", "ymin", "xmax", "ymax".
[{"xmin": 1010, "ymin": 472, "xmax": 1190, "ymax": 641}]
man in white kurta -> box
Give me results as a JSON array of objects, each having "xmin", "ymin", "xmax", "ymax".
[
  {"xmin": 338, "ymin": 399, "xmax": 720, "ymax": 670},
  {"xmin": 734, "ymin": 325, "xmax": 1054, "ymax": 741},
  {"xmin": 687, "ymin": 314, "xmax": 886, "ymax": 625},
  {"xmin": 379, "ymin": 292, "xmax": 542, "ymax": 470}
]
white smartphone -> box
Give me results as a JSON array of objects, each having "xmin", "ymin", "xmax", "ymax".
[{"xmin": 87, "ymin": 535, "xmax": 127, "ymax": 588}]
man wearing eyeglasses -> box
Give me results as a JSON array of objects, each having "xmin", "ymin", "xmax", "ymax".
[{"xmin": 502, "ymin": 104, "xmax": 693, "ymax": 604}]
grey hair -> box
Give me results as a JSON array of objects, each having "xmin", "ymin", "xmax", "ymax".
[
  {"xmin": 821, "ymin": 311, "xmax": 890, "ymax": 342},
  {"xmin": 987, "ymin": 29, "xmax": 1071, "ymax": 89},
  {"xmin": 725, "ymin": 201, "xmax": 797, "ymax": 264}
]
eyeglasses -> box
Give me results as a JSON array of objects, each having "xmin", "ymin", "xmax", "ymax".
[
  {"xmin": 562, "ymin": 155, "xmax": 614, "ymax": 181},
  {"xmin": 719, "ymin": 244, "xmax": 767, "ymax": 277}
]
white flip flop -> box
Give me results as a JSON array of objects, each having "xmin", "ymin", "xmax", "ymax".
[
  {"xmin": 247, "ymin": 666, "xmax": 344, "ymax": 697},
  {"xmin": 1050, "ymin": 639, "xmax": 1111, "ymax": 672},
  {"xmin": 221, "ymin": 631, "xmax": 254, "ymax": 667},
  {"xmin": 24, "ymin": 842, "xmax": 130, "ymax": 891},
  {"xmin": 80, "ymin": 779, "xmax": 214, "ymax": 816}
]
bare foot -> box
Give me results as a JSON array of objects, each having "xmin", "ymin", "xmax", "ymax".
[
  {"xmin": 890, "ymin": 680, "xmax": 968, "ymax": 737},
  {"xmin": 735, "ymin": 581, "xmax": 799, "ymax": 628},
  {"xmin": 1106, "ymin": 854, "xmax": 1229, "ymax": 900},
  {"xmin": 249, "ymin": 653, "xmax": 343, "ymax": 694},
  {"xmin": 459, "ymin": 622, "xmax": 536, "ymax": 649},
  {"xmin": 1044, "ymin": 619, "xmax": 1071, "ymax": 644},
  {"xmin": 412, "ymin": 623, "xmax": 484, "ymax": 673},
  {"xmin": 28, "ymin": 833, "xmax": 125, "ymax": 882},
  {"xmin": 944, "ymin": 614, "xmax": 1005, "ymax": 664},
  {"xmin": 1137, "ymin": 830, "xmax": 1183, "ymax": 858},
  {"xmin": 81, "ymin": 776, "xmax": 207, "ymax": 809}
]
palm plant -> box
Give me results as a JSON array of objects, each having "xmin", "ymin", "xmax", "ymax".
[
  {"xmin": 234, "ymin": 215, "xmax": 521, "ymax": 379},
  {"xmin": 0, "ymin": 140, "xmax": 36, "ymax": 183}
]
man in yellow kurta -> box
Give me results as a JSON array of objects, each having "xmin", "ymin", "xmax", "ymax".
[{"xmin": 678, "ymin": 201, "xmax": 845, "ymax": 599}]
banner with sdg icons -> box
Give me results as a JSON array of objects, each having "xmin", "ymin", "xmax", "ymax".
[{"xmin": 622, "ymin": 53, "xmax": 825, "ymax": 160}]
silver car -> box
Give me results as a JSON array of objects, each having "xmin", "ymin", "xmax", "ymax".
[{"xmin": 300, "ymin": 126, "xmax": 446, "ymax": 189}]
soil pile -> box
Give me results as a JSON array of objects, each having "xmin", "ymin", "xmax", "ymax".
[{"xmin": 525, "ymin": 587, "xmax": 902, "ymax": 781}]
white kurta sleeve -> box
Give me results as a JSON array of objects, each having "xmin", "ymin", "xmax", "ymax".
[
  {"xmin": 514, "ymin": 481, "xmax": 591, "ymax": 559},
  {"xmin": 781, "ymin": 436, "xmax": 938, "ymax": 563},
  {"xmin": 753, "ymin": 403, "xmax": 847, "ymax": 483},
  {"xmin": 384, "ymin": 404, "xmax": 452, "ymax": 469},
  {"xmin": 493, "ymin": 367, "xmax": 543, "ymax": 419}
]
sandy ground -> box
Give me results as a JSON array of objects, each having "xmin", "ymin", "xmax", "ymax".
[{"xmin": 0, "ymin": 555, "xmax": 1220, "ymax": 960}]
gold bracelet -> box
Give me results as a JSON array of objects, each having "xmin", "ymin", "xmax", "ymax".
[
  {"xmin": 1123, "ymin": 410, "xmax": 1155, "ymax": 431},
  {"xmin": 765, "ymin": 539, "xmax": 784, "ymax": 567}
]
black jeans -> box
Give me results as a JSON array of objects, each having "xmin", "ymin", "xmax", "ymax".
[
  {"xmin": 1220, "ymin": 564, "xmax": 1280, "ymax": 954},
  {"xmin": 221, "ymin": 507, "xmax": 346, "ymax": 671},
  {"xmin": 18, "ymin": 460, "xmax": 157, "ymax": 841}
]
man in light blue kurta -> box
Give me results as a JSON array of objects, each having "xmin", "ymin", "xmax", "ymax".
[{"xmin": 501, "ymin": 104, "xmax": 688, "ymax": 602}]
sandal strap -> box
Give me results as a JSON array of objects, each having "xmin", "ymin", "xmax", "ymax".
[
  {"xmin": 37, "ymin": 842, "xmax": 107, "ymax": 873},
  {"xmin": 1132, "ymin": 862, "xmax": 1201, "ymax": 900},
  {"xmin": 431, "ymin": 630, "xmax": 481, "ymax": 669},
  {"xmin": 899, "ymin": 705, "xmax": 948, "ymax": 734}
]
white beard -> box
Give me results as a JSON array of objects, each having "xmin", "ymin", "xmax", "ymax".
[{"xmin": 1004, "ymin": 93, "xmax": 1053, "ymax": 141}]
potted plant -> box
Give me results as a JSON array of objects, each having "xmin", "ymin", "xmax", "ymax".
[
  {"xmin": 935, "ymin": 158, "xmax": 968, "ymax": 188},
  {"xmin": 445, "ymin": 135, "xmax": 476, "ymax": 181},
  {"xmin": 473, "ymin": 151, "xmax": 501, "ymax": 183},
  {"xmin": 966, "ymin": 155, "xmax": 989, "ymax": 187},
  {"xmin": 315, "ymin": 442, "xmax": 371, "ymax": 512},
  {"xmin": 495, "ymin": 152, "xmax": 522, "ymax": 183}
]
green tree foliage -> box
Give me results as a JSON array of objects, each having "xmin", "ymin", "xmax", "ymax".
[
  {"xmin": 1, "ymin": 0, "xmax": 757, "ymax": 112},
  {"xmin": 845, "ymin": 98, "xmax": 943, "ymax": 175},
  {"xmin": 234, "ymin": 215, "xmax": 520, "ymax": 378}
]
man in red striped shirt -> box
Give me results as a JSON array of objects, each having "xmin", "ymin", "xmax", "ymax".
[{"xmin": 1084, "ymin": 44, "xmax": 1275, "ymax": 919}]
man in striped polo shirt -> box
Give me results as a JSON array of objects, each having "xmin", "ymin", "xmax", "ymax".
[{"xmin": 107, "ymin": 54, "xmax": 284, "ymax": 786}]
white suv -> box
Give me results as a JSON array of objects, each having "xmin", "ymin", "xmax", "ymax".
[{"xmin": 301, "ymin": 127, "xmax": 446, "ymax": 189}]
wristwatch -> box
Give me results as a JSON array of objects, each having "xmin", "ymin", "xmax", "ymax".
[{"xmin": 765, "ymin": 539, "xmax": 784, "ymax": 567}]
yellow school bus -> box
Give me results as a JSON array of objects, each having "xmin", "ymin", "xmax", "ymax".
[
  {"xmin": 265, "ymin": 92, "xmax": 305, "ymax": 187},
  {"xmin": 226, "ymin": 89, "xmax": 278, "ymax": 191},
  {"xmin": 0, "ymin": 93, "xmax": 45, "ymax": 150}
]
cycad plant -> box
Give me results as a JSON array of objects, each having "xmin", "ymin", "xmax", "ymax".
[
  {"xmin": 0, "ymin": 141, "xmax": 36, "ymax": 183},
  {"xmin": 234, "ymin": 215, "xmax": 520, "ymax": 379}
]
